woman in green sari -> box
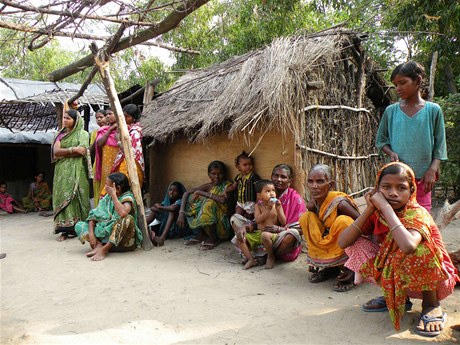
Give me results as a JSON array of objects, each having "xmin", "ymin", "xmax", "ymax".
[
  {"xmin": 75, "ymin": 172, "xmax": 143, "ymax": 261},
  {"xmin": 52, "ymin": 109, "xmax": 91, "ymax": 241},
  {"xmin": 177, "ymin": 161, "xmax": 233, "ymax": 250}
]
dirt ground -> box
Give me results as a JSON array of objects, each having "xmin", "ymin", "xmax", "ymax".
[{"xmin": 1, "ymin": 211, "xmax": 459, "ymax": 345}]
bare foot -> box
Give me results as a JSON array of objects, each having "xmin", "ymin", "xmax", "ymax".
[
  {"xmin": 336, "ymin": 268, "xmax": 354, "ymax": 282},
  {"xmin": 241, "ymin": 257, "xmax": 249, "ymax": 265},
  {"xmin": 154, "ymin": 237, "xmax": 165, "ymax": 247},
  {"xmin": 86, "ymin": 243, "xmax": 103, "ymax": 257},
  {"xmin": 56, "ymin": 233, "xmax": 68, "ymax": 242},
  {"xmin": 265, "ymin": 256, "xmax": 275, "ymax": 269},
  {"xmin": 243, "ymin": 258, "xmax": 257, "ymax": 270},
  {"xmin": 91, "ymin": 247, "xmax": 109, "ymax": 261}
]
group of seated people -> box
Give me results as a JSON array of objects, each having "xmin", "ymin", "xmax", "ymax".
[
  {"xmin": 0, "ymin": 171, "xmax": 52, "ymax": 215},
  {"xmin": 71, "ymin": 151, "xmax": 459, "ymax": 337}
]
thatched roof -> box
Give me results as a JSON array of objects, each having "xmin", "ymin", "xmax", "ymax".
[
  {"xmin": 0, "ymin": 78, "xmax": 107, "ymax": 132},
  {"xmin": 141, "ymin": 29, "xmax": 392, "ymax": 143}
]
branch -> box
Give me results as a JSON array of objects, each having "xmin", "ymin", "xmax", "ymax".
[
  {"xmin": 0, "ymin": 19, "xmax": 200, "ymax": 55},
  {"xmin": 48, "ymin": 0, "xmax": 209, "ymax": 81},
  {"xmin": 296, "ymin": 144, "xmax": 379, "ymax": 160},
  {"xmin": 0, "ymin": 0, "xmax": 159, "ymax": 27}
]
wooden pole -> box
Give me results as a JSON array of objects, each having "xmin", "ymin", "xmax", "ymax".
[
  {"xmin": 95, "ymin": 56, "xmax": 154, "ymax": 250},
  {"xmin": 428, "ymin": 51, "xmax": 438, "ymax": 101}
]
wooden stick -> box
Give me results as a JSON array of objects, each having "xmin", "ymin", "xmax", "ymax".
[
  {"xmin": 428, "ymin": 51, "xmax": 438, "ymax": 101},
  {"xmin": 96, "ymin": 57, "xmax": 153, "ymax": 250},
  {"xmin": 302, "ymin": 105, "xmax": 371, "ymax": 113},
  {"xmin": 296, "ymin": 144, "xmax": 379, "ymax": 160}
]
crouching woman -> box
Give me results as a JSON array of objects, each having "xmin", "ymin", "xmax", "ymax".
[{"xmin": 75, "ymin": 172, "xmax": 143, "ymax": 261}]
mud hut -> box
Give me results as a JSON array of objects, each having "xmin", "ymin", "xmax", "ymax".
[{"xmin": 141, "ymin": 29, "xmax": 394, "ymax": 200}]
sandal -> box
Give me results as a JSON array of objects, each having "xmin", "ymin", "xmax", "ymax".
[
  {"xmin": 184, "ymin": 238, "xmax": 202, "ymax": 245},
  {"xmin": 333, "ymin": 280, "xmax": 355, "ymax": 292},
  {"xmin": 361, "ymin": 296, "xmax": 413, "ymax": 312},
  {"xmin": 199, "ymin": 240, "xmax": 220, "ymax": 250},
  {"xmin": 415, "ymin": 312, "xmax": 447, "ymax": 337},
  {"xmin": 308, "ymin": 266, "xmax": 339, "ymax": 283},
  {"xmin": 56, "ymin": 233, "xmax": 68, "ymax": 242}
]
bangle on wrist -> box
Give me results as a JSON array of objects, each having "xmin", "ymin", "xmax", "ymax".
[
  {"xmin": 69, "ymin": 147, "xmax": 73, "ymax": 154},
  {"xmin": 351, "ymin": 223, "xmax": 362, "ymax": 235},
  {"xmin": 389, "ymin": 224, "xmax": 402, "ymax": 232},
  {"xmin": 209, "ymin": 192, "xmax": 212, "ymax": 198},
  {"xmin": 179, "ymin": 210, "xmax": 185, "ymax": 214}
]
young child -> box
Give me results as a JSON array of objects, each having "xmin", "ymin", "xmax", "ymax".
[
  {"xmin": 146, "ymin": 181, "xmax": 190, "ymax": 246},
  {"xmin": 376, "ymin": 61, "xmax": 447, "ymax": 212},
  {"xmin": 226, "ymin": 151, "xmax": 261, "ymax": 221},
  {"xmin": 0, "ymin": 182, "xmax": 26, "ymax": 214},
  {"xmin": 338, "ymin": 162, "xmax": 459, "ymax": 336},
  {"xmin": 236, "ymin": 180, "xmax": 286, "ymax": 270}
]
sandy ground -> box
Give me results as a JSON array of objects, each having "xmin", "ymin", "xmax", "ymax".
[{"xmin": 1, "ymin": 212, "xmax": 459, "ymax": 345}]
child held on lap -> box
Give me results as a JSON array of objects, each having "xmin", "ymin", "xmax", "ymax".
[
  {"xmin": 236, "ymin": 180, "xmax": 286, "ymax": 270},
  {"xmin": 338, "ymin": 162, "xmax": 459, "ymax": 336}
]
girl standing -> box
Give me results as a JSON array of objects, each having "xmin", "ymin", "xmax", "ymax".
[
  {"xmin": 338, "ymin": 162, "xmax": 459, "ymax": 336},
  {"xmin": 376, "ymin": 61, "xmax": 447, "ymax": 212}
]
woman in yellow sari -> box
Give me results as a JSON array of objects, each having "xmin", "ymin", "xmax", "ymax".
[{"xmin": 300, "ymin": 164, "xmax": 360, "ymax": 291}]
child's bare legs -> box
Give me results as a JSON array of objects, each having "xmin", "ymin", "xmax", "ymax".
[
  {"xmin": 154, "ymin": 212, "xmax": 177, "ymax": 246},
  {"xmin": 236, "ymin": 237, "xmax": 256, "ymax": 269},
  {"xmin": 91, "ymin": 242, "xmax": 113, "ymax": 261},
  {"xmin": 261, "ymin": 232, "xmax": 275, "ymax": 269},
  {"xmin": 86, "ymin": 242, "xmax": 103, "ymax": 257},
  {"xmin": 12, "ymin": 204, "xmax": 27, "ymax": 213},
  {"xmin": 416, "ymin": 291, "xmax": 444, "ymax": 333}
]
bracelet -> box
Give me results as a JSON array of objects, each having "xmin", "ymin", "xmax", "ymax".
[
  {"xmin": 179, "ymin": 210, "xmax": 185, "ymax": 214},
  {"xmin": 389, "ymin": 224, "xmax": 402, "ymax": 232},
  {"xmin": 351, "ymin": 223, "xmax": 362, "ymax": 235},
  {"xmin": 209, "ymin": 192, "xmax": 212, "ymax": 198},
  {"xmin": 69, "ymin": 147, "xmax": 73, "ymax": 154}
]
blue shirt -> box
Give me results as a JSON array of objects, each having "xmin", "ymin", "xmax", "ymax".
[{"xmin": 375, "ymin": 101, "xmax": 447, "ymax": 179}]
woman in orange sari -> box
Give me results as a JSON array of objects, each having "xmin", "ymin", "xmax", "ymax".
[
  {"xmin": 300, "ymin": 164, "xmax": 360, "ymax": 291},
  {"xmin": 339, "ymin": 162, "xmax": 459, "ymax": 337}
]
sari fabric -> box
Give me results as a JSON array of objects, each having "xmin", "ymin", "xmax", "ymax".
[
  {"xmin": 0, "ymin": 192, "xmax": 16, "ymax": 213},
  {"xmin": 75, "ymin": 191, "xmax": 143, "ymax": 248},
  {"xmin": 278, "ymin": 188, "xmax": 306, "ymax": 224},
  {"xmin": 111, "ymin": 122, "xmax": 144, "ymax": 185},
  {"xmin": 94, "ymin": 126, "xmax": 119, "ymax": 206},
  {"xmin": 358, "ymin": 162, "xmax": 459, "ymax": 330},
  {"xmin": 52, "ymin": 115, "xmax": 91, "ymax": 234},
  {"xmin": 185, "ymin": 181, "xmax": 232, "ymax": 241},
  {"xmin": 22, "ymin": 182, "xmax": 52, "ymax": 211},
  {"xmin": 301, "ymin": 191, "xmax": 359, "ymax": 268}
]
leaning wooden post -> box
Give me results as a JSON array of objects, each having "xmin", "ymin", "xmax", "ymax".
[{"xmin": 95, "ymin": 56, "xmax": 154, "ymax": 250}]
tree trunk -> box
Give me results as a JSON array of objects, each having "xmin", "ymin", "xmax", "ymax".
[
  {"xmin": 48, "ymin": 0, "xmax": 210, "ymax": 82},
  {"xmin": 443, "ymin": 63, "xmax": 458, "ymax": 94},
  {"xmin": 97, "ymin": 59, "xmax": 154, "ymax": 250}
]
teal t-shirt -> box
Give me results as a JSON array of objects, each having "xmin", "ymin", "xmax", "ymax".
[{"xmin": 375, "ymin": 101, "xmax": 447, "ymax": 179}]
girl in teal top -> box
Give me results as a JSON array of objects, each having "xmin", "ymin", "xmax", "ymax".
[{"xmin": 375, "ymin": 61, "xmax": 447, "ymax": 212}]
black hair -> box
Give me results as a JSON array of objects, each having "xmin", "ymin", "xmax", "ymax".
[
  {"xmin": 169, "ymin": 181, "xmax": 186, "ymax": 197},
  {"xmin": 123, "ymin": 104, "xmax": 141, "ymax": 121},
  {"xmin": 271, "ymin": 164, "xmax": 293, "ymax": 179},
  {"xmin": 107, "ymin": 172, "xmax": 130, "ymax": 194},
  {"xmin": 35, "ymin": 171, "xmax": 45, "ymax": 178},
  {"xmin": 96, "ymin": 109, "xmax": 106, "ymax": 116},
  {"xmin": 391, "ymin": 61, "xmax": 427, "ymax": 97},
  {"xmin": 0, "ymin": 181, "xmax": 6, "ymax": 187},
  {"xmin": 105, "ymin": 107, "xmax": 113, "ymax": 112},
  {"xmin": 235, "ymin": 151, "xmax": 253, "ymax": 165},
  {"xmin": 207, "ymin": 160, "xmax": 227, "ymax": 177},
  {"xmin": 255, "ymin": 179, "xmax": 274, "ymax": 194},
  {"xmin": 66, "ymin": 109, "xmax": 79, "ymax": 121},
  {"xmin": 378, "ymin": 164, "xmax": 415, "ymax": 193},
  {"xmin": 309, "ymin": 164, "xmax": 333, "ymax": 181}
]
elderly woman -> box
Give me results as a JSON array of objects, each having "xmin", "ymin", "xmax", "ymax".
[
  {"xmin": 52, "ymin": 109, "xmax": 91, "ymax": 242},
  {"xmin": 234, "ymin": 164, "xmax": 306, "ymax": 265},
  {"xmin": 300, "ymin": 164, "xmax": 360, "ymax": 291}
]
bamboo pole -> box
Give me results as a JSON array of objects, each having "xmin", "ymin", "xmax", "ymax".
[{"xmin": 95, "ymin": 56, "xmax": 154, "ymax": 250}]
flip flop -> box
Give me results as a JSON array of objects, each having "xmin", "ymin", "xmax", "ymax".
[
  {"xmin": 184, "ymin": 238, "xmax": 202, "ymax": 245},
  {"xmin": 361, "ymin": 296, "xmax": 413, "ymax": 312},
  {"xmin": 415, "ymin": 312, "xmax": 447, "ymax": 337},
  {"xmin": 332, "ymin": 281, "xmax": 355, "ymax": 292},
  {"xmin": 199, "ymin": 241, "xmax": 220, "ymax": 250},
  {"xmin": 308, "ymin": 267, "xmax": 339, "ymax": 283}
]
